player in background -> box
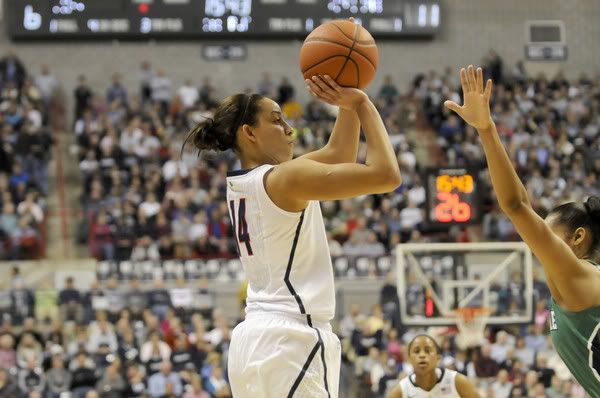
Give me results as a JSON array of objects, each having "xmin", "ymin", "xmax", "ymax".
[
  {"xmin": 183, "ymin": 74, "xmax": 400, "ymax": 397},
  {"xmin": 388, "ymin": 335, "xmax": 479, "ymax": 398},
  {"xmin": 444, "ymin": 65, "xmax": 600, "ymax": 396}
]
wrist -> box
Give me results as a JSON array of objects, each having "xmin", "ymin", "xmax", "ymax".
[
  {"xmin": 477, "ymin": 118, "xmax": 495, "ymax": 133},
  {"xmin": 354, "ymin": 95, "xmax": 371, "ymax": 113}
]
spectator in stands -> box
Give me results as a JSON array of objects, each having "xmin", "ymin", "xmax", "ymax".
[
  {"xmin": 59, "ymin": 276, "xmax": 84, "ymax": 323},
  {"xmin": 204, "ymin": 366, "xmax": 231, "ymax": 398},
  {"xmin": 141, "ymin": 331, "xmax": 171, "ymax": 373},
  {"xmin": 183, "ymin": 374, "xmax": 210, "ymax": 398},
  {"xmin": 170, "ymin": 334, "xmax": 193, "ymax": 373},
  {"xmin": 125, "ymin": 277, "xmax": 148, "ymax": 320},
  {"xmin": 16, "ymin": 333, "xmax": 42, "ymax": 369},
  {"xmin": 106, "ymin": 74, "xmax": 127, "ymax": 105},
  {"xmin": 0, "ymin": 49, "xmax": 26, "ymax": 90},
  {"xmin": 46, "ymin": 354, "xmax": 71, "ymax": 398},
  {"xmin": 87, "ymin": 311, "xmax": 118, "ymax": 354},
  {"xmin": 491, "ymin": 368, "xmax": 513, "ymax": 398},
  {"xmin": 514, "ymin": 333, "xmax": 538, "ymax": 369},
  {"xmin": 95, "ymin": 360, "xmax": 126, "ymax": 398},
  {"xmin": 131, "ymin": 235, "xmax": 160, "ymax": 262},
  {"xmin": 150, "ymin": 69, "xmax": 172, "ymax": 117},
  {"xmin": 178, "ymin": 79, "xmax": 199, "ymax": 109},
  {"xmin": 0, "ymin": 333, "xmax": 16, "ymax": 369},
  {"xmin": 474, "ymin": 344, "xmax": 499, "ymax": 378},
  {"xmin": 34, "ymin": 64, "xmax": 58, "ymax": 105},
  {"xmin": 74, "ymin": 75, "xmax": 92, "ymax": 120},
  {"xmin": 0, "ymin": 367, "xmax": 18, "ymax": 397},
  {"xmin": 257, "ymin": 72, "xmax": 275, "ymax": 97},
  {"xmin": 378, "ymin": 75, "xmax": 399, "ymax": 105},
  {"xmin": 17, "ymin": 358, "xmax": 45, "ymax": 395},
  {"xmin": 148, "ymin": 361, "xmax": 182, "ymax": 398},
  {"xmin": 70, "ymin": 352, "xmax": 97, "ymax": 398}
]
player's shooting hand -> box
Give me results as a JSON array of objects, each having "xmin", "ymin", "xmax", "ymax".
[
  {"xmin": 444, "ymin": 65, "xmax": 493, "ymax": 131},
  {"xmin": 305, "ymin": 75, "xmax": 368, "ymax": 111}
]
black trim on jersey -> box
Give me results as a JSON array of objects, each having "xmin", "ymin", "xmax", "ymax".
[
  {"xmin": 316, "ymin": 328, "xmax": 331, "ymax": 397},
  {"xmin": 284, "ymin": 209, "xmax": 331, "ymax": 397},
  {"xmin": 287, "ymin": 342, "xmax": 320, "ymax": 398},
  {"xmin": 284, "ymin": 210, "xmax": 307, "ymax": 314},
  {"xmin": 409, "ymin": 367, "xmax": 445, "ymax": 388},
  {"xmin": 226, "ymin": 167, "xmax": 257, "ymax": 177}
]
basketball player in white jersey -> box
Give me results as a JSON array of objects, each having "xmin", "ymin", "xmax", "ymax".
[
  {"xmin": 388, "ymin": 335, "xmax": 479, "ymax": 398},
  {"xmin": 183, "ymin": 75, "xmax": 401, "ymax": 397}
]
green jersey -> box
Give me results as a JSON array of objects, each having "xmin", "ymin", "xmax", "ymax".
[{"xmin": 550, "ymin": 296, "xmax": 600, "ymax": 397}]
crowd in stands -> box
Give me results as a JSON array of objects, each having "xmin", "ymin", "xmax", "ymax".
[
  {"xmin": 419, "ymin": 49, "xmax": 600, "ymax": 241},
  {"xmin": 0, "ymin": 266, "xmax": 590, "ymax": 398},
  {"xmin": 0, "ymin": 50, "xmax": 55, "ymax": 260},
  {"xmin": 75, "ymin": 62, "xmax": 424, "ymax": 262},
  {"xmin": 0, "ymin": 271, "xmax": 232, "ymax": 398}
]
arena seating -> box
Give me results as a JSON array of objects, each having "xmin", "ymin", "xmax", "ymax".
[
  {"xmin": 0, "ymin": 51, "xmax": 55, "ymax": 260},
  {"xmin": 0, "ymin": 49, "xmax": 596, "ymax": 397}
]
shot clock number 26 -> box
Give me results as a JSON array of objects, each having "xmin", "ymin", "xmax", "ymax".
[{"xmin": 426, "ymin": 169, "xmax": 480, "ymax": 224}]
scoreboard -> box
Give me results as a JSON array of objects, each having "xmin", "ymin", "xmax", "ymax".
[
  {"xmin": 426, "ymin": 168, "xmax": 481, "ymax": 225},
  {"xmin": 5, "ymin": 0, "xmax": 441, "ymax": 40}
]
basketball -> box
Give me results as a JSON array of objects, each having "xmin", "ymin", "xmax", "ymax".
[{"xmin": 299, "ymin": 20, "xmax": 379, "ymax": 89}]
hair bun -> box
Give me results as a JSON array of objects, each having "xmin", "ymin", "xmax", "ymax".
[{"xmin": 584, "ymin": 196, "xmax": 600, "ymax": 217}]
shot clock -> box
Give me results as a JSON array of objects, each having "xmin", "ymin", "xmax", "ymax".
[{"xmin": 426, "ymin": 168, "xmax": 481, "ymax": 225}]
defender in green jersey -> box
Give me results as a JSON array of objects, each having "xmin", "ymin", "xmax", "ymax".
[{"xmin": 445, "ymin": 65, "xmax": 600, "ymax": 396}]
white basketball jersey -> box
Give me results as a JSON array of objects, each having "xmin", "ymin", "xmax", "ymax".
[
  {"xmin": 226, "ymin": 164, "xmax": 335, "ymax": 321},
  {"xmin": 399, "ymin": 368, "xmax": 459, "ymax": 398}
]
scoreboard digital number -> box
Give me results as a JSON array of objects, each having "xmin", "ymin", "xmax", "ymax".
[
  {"xmin": 4, "ymin": 0, "xmax": 441, "ymax": 39},
  {"xmin": 426, "ymin": 169, "xmax": 480, "ymax": 225}
]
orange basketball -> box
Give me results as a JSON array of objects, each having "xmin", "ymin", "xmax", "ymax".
[{"xmin": 299, "ymin": 20, "xmax": 379, "ymax": 89}]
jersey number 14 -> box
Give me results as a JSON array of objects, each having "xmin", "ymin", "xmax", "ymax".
[{"xmin": 230, "ymin": 198, "xmax": 253, "ymax": 256}]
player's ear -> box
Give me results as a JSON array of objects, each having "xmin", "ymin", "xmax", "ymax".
[
  {"xmin": 572, "ymin": 226, "xmax": 586, "ymax": 246},
  {"xmin": 240, "ymin": 124, "xmax": 257, "ymax": 143}
]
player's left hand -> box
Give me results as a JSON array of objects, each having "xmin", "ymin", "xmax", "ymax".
[{"xmin": 444, "ymin": 65, "xmax": 493, "ymax": 131}]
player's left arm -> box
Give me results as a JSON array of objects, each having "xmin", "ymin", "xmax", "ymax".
[
  {"xmin": 455, "ymin": 373, "xmax": 480, "ymax": 398},
  {"xmin": 300, "ymin": 75, "xmax": 361, "ymax": 164}
]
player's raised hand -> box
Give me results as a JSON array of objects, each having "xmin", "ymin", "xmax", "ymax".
[
  {"xmin": 305, "ymin": 75, "xmax": 368, "ymax": 111},
  {"xmin": 444, "ymin": 65, "xmax": 493, "ymax": 131}
]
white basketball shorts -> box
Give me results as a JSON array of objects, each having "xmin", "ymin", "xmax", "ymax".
[{"xmin": 228, "ymin": 312, "xmax": 341, "ymax": 398}]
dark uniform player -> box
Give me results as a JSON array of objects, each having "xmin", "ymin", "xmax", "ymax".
[{"xmin": 445, "ymin": 65, "xmax": 600, "ymax": 396}]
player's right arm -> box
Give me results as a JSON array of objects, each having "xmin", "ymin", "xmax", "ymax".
[
  {"xmin": 387, "ymin": 386, "xmax": 402, "ymax": 398},
  {"xmin": 266, "ymin": 89, "xmax": 401, "ymax": 212}
]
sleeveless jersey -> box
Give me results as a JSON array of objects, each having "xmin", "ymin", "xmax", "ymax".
[
  {"xmin": 398, "ymin": 368, "xmax": 459, "ymax": 398},
  {"xmin": 550, "ymin": 262, "xmax": 600, "ymax": 397},
  {"xmin": 226, "ymin": 165, "xmax": 335, "ymax": 321}
]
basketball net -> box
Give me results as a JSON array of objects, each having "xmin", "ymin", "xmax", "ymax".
[{"xmin": 454, "ymin": 307, "xmax": 490, "ymax": 350}]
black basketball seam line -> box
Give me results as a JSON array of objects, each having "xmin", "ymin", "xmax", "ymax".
[
  {"xmin": 301, "ymin": 54, "xmax": 349, "ymax": 75},
  {"xmin": 303, "ymin": 56, "xmax": 360, "ymax": 88},
  {"xmin": 334, "ymin": 23, "xmax": 359, "ymax": 83},
  {"xmin": 331, "ymin": 22, "xmax": 375, "ymax": 45},
  {"xmin": 346, "ymin": 57, "xmax": 360, "ymax": 88},
  {"xmin": 302, "ymin": 38, "xmax": 377, "ymax": 69}
]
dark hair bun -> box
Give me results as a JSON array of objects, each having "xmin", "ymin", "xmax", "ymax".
[
  {"xmin": 186, "ymin": 118, "xmax": 235, "ymax": 152},
  {"xmin": 584, "ymin": 196, "xmax": 600, "ymax": 219}
]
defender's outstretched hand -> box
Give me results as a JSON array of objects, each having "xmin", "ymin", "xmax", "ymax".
[{"xmin": 444, "ymin": 65, "xmax": 493, "ymax": 131}]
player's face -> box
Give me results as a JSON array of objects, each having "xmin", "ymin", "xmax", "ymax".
[
  {"xmin": 254, "ymin": 98, "xmax": 294, "ymax": 164},
  {"xmin": 408, "ymin": 336, "xmax": 441, "ymax": 375}
]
